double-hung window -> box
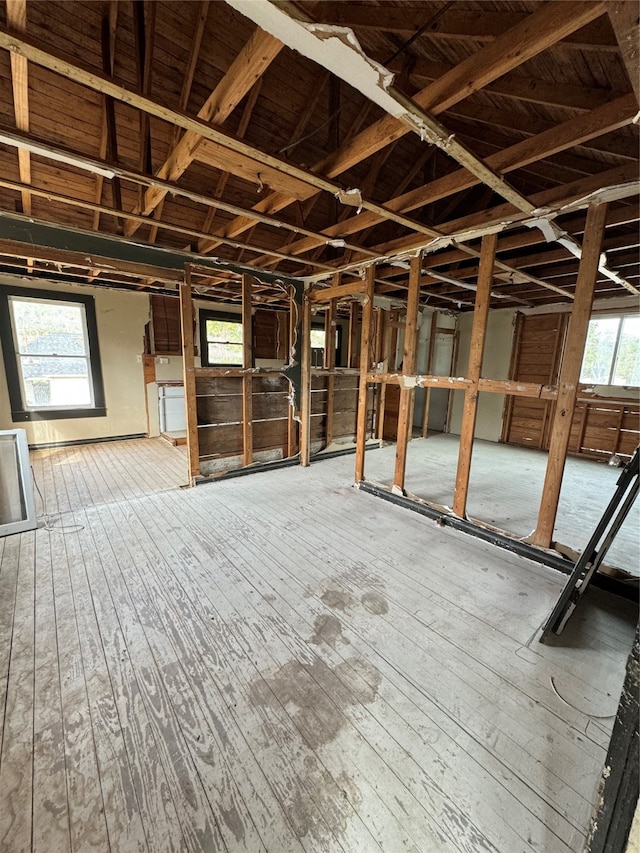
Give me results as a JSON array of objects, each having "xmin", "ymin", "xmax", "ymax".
[
  {"xmin": 580, "ymin": 314, "xmax": 640, "ymax": 387},
  {"xmin": 199, "ymin": 310, "xmax": 243, "ymax": 366},
  {"xmin": 0, "ymin": 286, "xmax": 106, "ymax": 420}
]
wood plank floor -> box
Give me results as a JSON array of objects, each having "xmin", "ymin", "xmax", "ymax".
[{"xmin": 0, "ymin": 438, "xmax": 636, "ymax": 852}]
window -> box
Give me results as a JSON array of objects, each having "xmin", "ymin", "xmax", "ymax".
[
  {"xmin": 581, "ymin": 315, "xmax": 640, "ymax": 386},
  {"xmin": 199, "ymin": 310, "xmax": 243, "ymax": 366},
  {"xmin": 0, "ymin": 286, "xmax": 105, "ymax": 421},
  {"xmin": 310, "ymin": 324, "xmax": 342, "ymax": 368},
  {"xmin": 310, "ymin": 328, "xmax": 326, "ymax": 367}
]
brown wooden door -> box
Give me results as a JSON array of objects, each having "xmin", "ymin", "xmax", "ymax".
[{"xmin": 502, "ymin": 313, "xmax": 567, "ymax": 449}]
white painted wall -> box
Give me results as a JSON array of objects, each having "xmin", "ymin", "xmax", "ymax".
[
  {"xmin": 0, "ymin": 278, "xmax": 150, "ymax": 444},
  {"xmin": 448, "ymin": 308, "xmax": 516, "ymax": 442}
]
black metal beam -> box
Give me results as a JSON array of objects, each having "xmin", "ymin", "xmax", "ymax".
[
  {"xmin": 0, "ymin": 211, "xmax": 303, "ymax": 287},
  {"xmin": 358, "ymin": 479, "xmax": 638, "ymax": 600}
]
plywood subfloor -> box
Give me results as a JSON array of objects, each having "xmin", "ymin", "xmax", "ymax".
[{"xmin": 0, "ymin": 438, "xmax": 636, "ymax": 852}]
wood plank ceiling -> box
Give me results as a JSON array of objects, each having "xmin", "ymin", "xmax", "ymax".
[{"xmin": 0, "ymin": 0, "xmax": 637, "ymax": 310}]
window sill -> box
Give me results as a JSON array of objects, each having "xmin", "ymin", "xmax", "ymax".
[{"xmin": 11, "ymin": 407, "xmax": 107, "ymax": 421}]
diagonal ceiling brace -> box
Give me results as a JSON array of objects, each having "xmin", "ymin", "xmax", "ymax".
[{"xmin": 228, "ymin": 0, "xmax": 635, "ymax": 295}]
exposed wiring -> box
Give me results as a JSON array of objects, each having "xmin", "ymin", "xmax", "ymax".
[
  {"xmin": 278, "ymin": 107, "xmax": 342, "ymax": 155},
  {"xmin": 383, "ymin": 1, "xmax": 455, "ymax": 65},
  {"xmin": 550, "ymin": 676, "xmax": 616, "ymax": 720},
  {"xmin": 31, "ymin": 465, "xmax": 85, "ymax": 533}
]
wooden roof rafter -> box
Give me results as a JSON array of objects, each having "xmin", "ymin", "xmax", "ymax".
[
  {"xmin": 123, "ymin": 24, "xmax": 284, "ymax": 238},
  {"xmin": 6, "ymin": 0, "xmax": 30, "ymax": 217},
  {"xmin": 222, "ymin": 0, "xmax": 635, "ymax": 296},
  {"xmin": 199, "ymin": 0, "xmax": 607, "ymax": 260},
  {"xmin": 0, "ymin": 126, "xmax": 382, "ymax": 264},
  {"xmin": 0, "ymin": 1, "xmax": 635, "ymax": 312},
  {"xmin": 310, "ymin": 4, "xmax": 618, "ymax": 52}
]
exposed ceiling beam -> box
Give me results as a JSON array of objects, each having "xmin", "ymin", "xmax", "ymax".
[
  {"xmin": 201, "ymin": 0, "xmax": 607, "ymax": 256},
  {"xmin": 384, "ymin": 166, "xmax": 638, "ymax": 257},
  {"xmin": 6, "ymin": 0, "xmax": 31, "ymax": 216},
  {"xmin": 123, "ymin": 25, "xmax": 284, "ymax": 237},
  {"xmin": 0, "ymin": 28, "xmax": 442, "ymax": 242},
  {"xmin": 270, "ymin": 95, "xmax": 637, "ymax": 259},
  {"xmin": 229, "ymin": 0, "xmax": 627, "ymax": 293},
  {"xmin": 607, "ymin": 1, "xmax": 640, "ymax": 106},
  {"xmin": 451, "ymin": 245, "xmax": 575, "ymax": 300},
  {"xmin": 0, "ymin": 211, "xmax": 301, "ymax": 285},
  {"xmin": 375, "ymin": 208, "xmax": 640, "ymax": 281},
  {"xmin": 440, "ymin": 98, "xmax": 638, "ymax": 162},
  {"xmin": 0, "ymin": 127, "xmax": 379, "ymax": 260},
  {"xmin": 420, "ymin": 266, "xmax": 534, "ymax": 306},
  {"xmin": 304, "ymin": 164, "xmax": 639, "ymax": 282},
  {"xmin": 0, "ymin": 175, "xmax": 336, "ymax": 271},
  {"xmin": 315, "ymin": 0, "xmax": 607, "ymax": 178},
  {"xmin": 232, "ymin": 0, "xmax": 539, "ymax": 215},
  {"xmin": 312, "ymin": 4, "xmax": 616, "ymax": 51},
  {"xmin": 196, "ymin": 78, "xmax": 262, "ymax": 250},
  {"xmin": 399, "ymin": 56, "xmax": 627, "ymax": 114}
]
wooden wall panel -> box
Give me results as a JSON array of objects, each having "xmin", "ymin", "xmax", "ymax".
[
  {"xmin": 195, "ymin": 373, "xmax": 291, "ymax": 461},
  {"xmin": 151, "ymin": 294, "xmax": 182, "ymax": 354},
  {"xmin": 503, "ymin": 312, "xmax": 566, "ymax": 448},
  {"xmin": 198, "ymin": 418, "xmax": 287, "ymax": 457},
  {"xmin": 253, "ymin": 310, "xmax": 288, "ymax": 360},
  {"xmin": 503, "ymin": 312, "xmax": 639, "ymax": 460}
]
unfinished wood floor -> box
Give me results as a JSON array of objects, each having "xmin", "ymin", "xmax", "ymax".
[{"xmin": 0, "ymin": 438, "xmax": 636, "ymax": 853}]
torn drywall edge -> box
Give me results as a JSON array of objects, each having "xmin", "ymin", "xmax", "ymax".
[
  {"xmin": 525, "ymin": 216, "xmax": 561, "ymax": 244},
  {"xmin": 226, "ymin": 1, "xmax": 406, "ymax": 117},
  {"xmin": 556, "ymin": 181, "xmax": 640, "ymax": 212}
]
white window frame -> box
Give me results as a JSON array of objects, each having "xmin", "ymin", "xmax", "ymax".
[{"xmin": 580, "ymin": 313, "xmax": 640, "ymax": 387}]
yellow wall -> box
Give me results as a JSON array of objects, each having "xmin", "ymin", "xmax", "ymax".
[{"xmin": 0, "ymin": 278, "xmax": 150, "ymax": 445}]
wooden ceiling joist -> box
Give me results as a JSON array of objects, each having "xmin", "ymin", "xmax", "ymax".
[
  {"xmin": 0, "ymin": 126, "xmax": 379, "ymax": 263},
  {"xmin": 271, "ymin": 95, "xmax": 637, "ymax": 262},
  {"xmin": 396, "ymin": 56, "xmax": 627, "ymax": 113},
  {"xmin": 123, "ymin": 25, "xmax": 284, "ymax": 237},
  {"xmin": 0, "ymin": 1, "xmax": 635, "ymax": 311},
  {"xmin": 0, "ymin": 27, "xmax": 454, "ymax": 245},
  {"xmin": 198, "ymin": 0, "xmax": 606, "ymax": 257},
  {"xmin": 373, "ymin": 163, "xmax": 640, "ymax": 260},
  {"xmin": 6, "ymin": 0, "xmax": 31, "ymax": 217},
  {"xmin": 607, "ymin": 2, "xmax": 640, "ymax": 106},
  {"xmin": 316, "ymin": 0, "xmax": 607, "ymax": 179}
]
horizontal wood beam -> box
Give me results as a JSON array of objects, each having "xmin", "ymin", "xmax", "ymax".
[
  {"xmin": 124, "ymin": 26, "xmax": 283, "ymax": 236},
  {"xmin": 477, "ymin": 379, "xmax": 558, "ymax": 399},
  {"xmin": 0, "ymin": 27, "xmax": 440, "ymax": 243},
  {"xmin": 318, "ymin": 1, "xmax": 606, "ymax": 179},
  {"xmin": 274, "ymin": 94, "xmax": 636, "ymax": 263},
  {"xmin": 198, "ymin": 1, "xmax": 605, "ymax": 256},
  {"xmin": 372, "ymin": 163, "xmax": 639, "ymax": 258},
  {"xmin": 0, "ymin": 211, "xmax": 301, "ymax": 286},
  {"xmin": 401, "ymin": 58, "xmax": 626, "ymax": 112},
  {"xmin": 0, "ymin": 175, "xmax": 334, "ymax": 271},
  {"xmin": 365, "ymin": 372, "xmax": 471, "ymax": 390},
  {"xmin": 0, "ymin": 127, "xmax": 373, "ymax": 260},
  {"xmin": 306, "ymin": 279, "xmax": 367, "ymax": 303}
]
